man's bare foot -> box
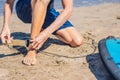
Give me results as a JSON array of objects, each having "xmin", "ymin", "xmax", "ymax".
[{"xmin": 22, "ymin": 50, "xmax": 37, "ymax": 66}]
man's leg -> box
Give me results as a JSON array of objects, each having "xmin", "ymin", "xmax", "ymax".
[
  {"xmin": 23, "ymin": 0, "xmax": 50, "ymax": 66},
  {"xmin": 31, "ymin": 0, "xmax": 49, "ymax": 39},
  {"xmin": 55, "ymin": 27, "xmax": 83, "ymax": 47}
]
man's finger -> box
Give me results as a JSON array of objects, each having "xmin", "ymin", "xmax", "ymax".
[
  {"xmin": 30, "ymin": 39, "xmax": 34, "ymax": 43},
  {"xmin": 1, "ymin": 38, "xmax": 6, "ymax": 44},
  {"xmin": 36, "ymin": 43, "xmax": 42, "ymax": 50},
  {"xmin": 7, "ymin": 35, "xmax": 12, "ymax": 43},
  {"xmin": 32, "ymin": 42, "xmax": 40, "ymax": 49},
  {"xmin": 28, "ymin": 41, "xmax": 37, "ymax": 50},
  {"xmin": 31, "ymin": 40, "xmax": 38, "ymax": 46}
]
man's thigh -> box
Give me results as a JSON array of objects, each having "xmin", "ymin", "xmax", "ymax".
[{"xmin": 42, "ymin": 8, "xmax": 73, "ymax": 35}]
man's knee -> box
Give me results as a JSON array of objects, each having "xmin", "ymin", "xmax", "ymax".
[{"xmin": 70, "ymin": 36, "xmax": 83, "ymax": 47}]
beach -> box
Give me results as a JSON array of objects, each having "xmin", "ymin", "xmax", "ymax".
[
  {"xmin": 0, "ymin": 0, "xmax": 120, "ymax": 15},
  {"xmin": 0, "ymin": 3, "xmax": 120, "ymax": 80}
]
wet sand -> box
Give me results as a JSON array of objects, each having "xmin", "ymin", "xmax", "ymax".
[{"xmin": 0, "ymin": 3, "xmax": 120, "ymax": 80}]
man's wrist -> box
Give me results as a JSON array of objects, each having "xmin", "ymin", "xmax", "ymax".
[
  {"xmin": 42, "ymin": 30, "xmax": 51, "ymax": 37},
  {"xmin": 43, "ymin": 29, "xmax": 52, "ymax": 36}
]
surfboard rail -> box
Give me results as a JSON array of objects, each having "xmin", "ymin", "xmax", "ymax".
[{"xmin": 98, "ymin": 36, "xmax": 120, "ymax": 80}]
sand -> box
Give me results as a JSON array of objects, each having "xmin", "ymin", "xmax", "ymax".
[{"xmin": 0, "ymin": 3, "xmax": 120, "ymax": 80}]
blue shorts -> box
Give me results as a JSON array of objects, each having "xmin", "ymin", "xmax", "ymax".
[{"xmin": 15, "ymin": 0, "xmax": 73, "ymax": 34}]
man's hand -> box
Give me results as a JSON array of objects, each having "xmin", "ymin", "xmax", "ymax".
[
  {"xmin": 0, "ymin": 25, "xmax": 12, "ymax": 44},
  {"xmin": 29, "ymin": 31, "xmax": 50, "ymax": 50}
]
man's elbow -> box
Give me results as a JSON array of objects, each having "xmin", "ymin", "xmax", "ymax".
[
  {"xmin": 65, "ymin": 8, "xmax": 73, "ymax": 17},
  {"xmin": 68, "ymin": 9, "xmax": 73, "ymax": 16}
]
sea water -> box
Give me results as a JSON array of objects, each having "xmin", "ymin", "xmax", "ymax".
[{"xmin": 0, "ymin": 0, "xmax": 120, "ymax": 15}]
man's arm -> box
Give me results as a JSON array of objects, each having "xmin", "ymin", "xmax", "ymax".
[
  {"xmin": 43, "ymin": 0, "xmax": 73, "ymax": 34},
  {"xmin": 4, "ymin": 0, "xmax": 15, "ymax": 26},
  {"xmin": 30, "ymin": 0, "xmax": 73, "ymax": 49},
  {"xmin": 0, "ymin": 0, "xmax": 15, "ymax": 44}
]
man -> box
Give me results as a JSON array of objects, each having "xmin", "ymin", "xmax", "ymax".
[{"xmin": 0, "ymin": 0, "xmax": 83, "ymax": 66}]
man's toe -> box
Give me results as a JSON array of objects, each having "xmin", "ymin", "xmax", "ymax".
[{"xmin": 31, "ymin": 59, "xmax": 36, "ymax": 65}]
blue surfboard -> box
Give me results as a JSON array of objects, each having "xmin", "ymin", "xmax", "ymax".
[{"xmin": 98, "ymin": 36, "xmax": 120, "ymax": 80}]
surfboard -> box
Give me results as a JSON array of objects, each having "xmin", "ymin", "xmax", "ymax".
[{"xmin": 98, "ymin": 36, "xmax": 120, "ymax": 80}]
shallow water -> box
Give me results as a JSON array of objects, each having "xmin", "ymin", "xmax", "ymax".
[{"xmin": 0, "ymin": 0, "xmax": 120, "ymax": 15}]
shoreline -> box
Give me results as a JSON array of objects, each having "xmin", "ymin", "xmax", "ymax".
[
  {"xmin": 0, "ymin": 3, "xmax": 120, "ymax": 80},
  {"xmin": 0, "ymin": 1, "xmax": 120, "ymax": 16}
]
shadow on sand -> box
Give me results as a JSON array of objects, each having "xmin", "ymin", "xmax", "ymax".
[
  {"xmin": 11, "ymin": 32, "xmax": 67, "ymax": 51},
  {"xmin": 86, "ymin": 53, "xmax": 115, "ymax": 80},
  {"xmin": 0, "ymin": 32, "xmax": 68, "ymax": 58}
]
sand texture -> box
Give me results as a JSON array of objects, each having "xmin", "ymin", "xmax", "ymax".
[{"xmin": 0, "ymin": 3, "xmax": 120, "ymax": 80}]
